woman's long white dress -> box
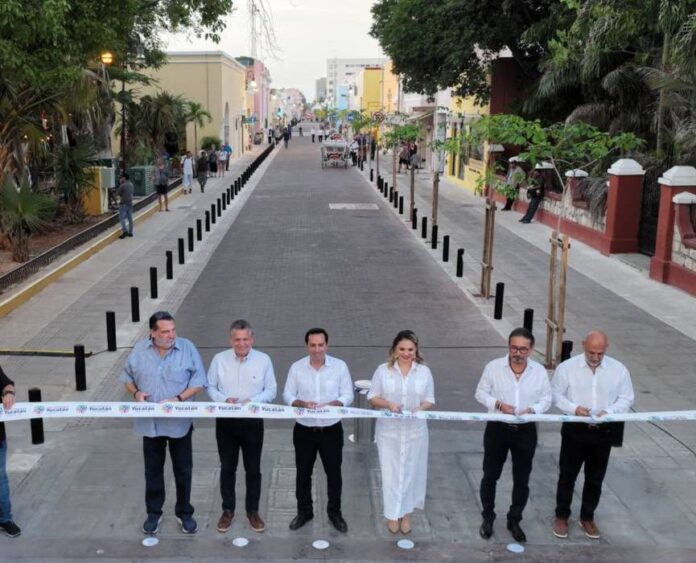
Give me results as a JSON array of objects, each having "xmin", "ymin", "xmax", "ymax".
[{"xmin": 368, "ymin": 362, "xmax": 435, "ymax": 520}]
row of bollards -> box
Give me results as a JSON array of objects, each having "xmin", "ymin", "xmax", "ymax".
[{"xmin": 373, "ymin": 173, "xmax": 575, "ymax": 365}]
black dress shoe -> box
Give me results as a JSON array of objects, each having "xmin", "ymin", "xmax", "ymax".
[
  {"xmin": 328, "ymin": 513, "xmax": 348, "ymax": 533},
  {"xmin": 507, "ymin": 520, "xmax": 527, "ymax": 543},
  {"xmin": 289, "ymin": 513, "xmax": 313, "ymax": 531},
  {"xmin": 479, "ymin": 520, "xmax": 493, "ymax": 539}
]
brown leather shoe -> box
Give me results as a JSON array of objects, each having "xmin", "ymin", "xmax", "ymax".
[
  {"xmin": 552, "ymin": 517, "xmax": 569, "ymax": 538},
  {"xmin": 216, "ymin": 510, "xmax": 234, "ymax": 533},
  {"xmin": 248, "ymin": 512, "xmax": 265, "ymax": 533},
  {"xmin": 579, "ymin": 519, "xmax": 601, "ymax": 539}
]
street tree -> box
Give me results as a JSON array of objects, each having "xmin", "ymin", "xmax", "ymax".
[{"xmin": 184, "ymin": 102, "xmax": 213, "ymax": 153}]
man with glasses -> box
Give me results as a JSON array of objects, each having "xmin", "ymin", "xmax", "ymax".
[
  {"xmin": 120, "ymin": 311, "xmax": 207, "ymax": 536},
  {"xmin": 475, "ymin": 327, "xmax": 551, "ymax": 543},
  {"xmin": 551, "ymin": 331, "xmax": 634, "ymax": 540}
]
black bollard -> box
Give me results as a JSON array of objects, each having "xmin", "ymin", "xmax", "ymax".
[
  {"xmin": 412, "ymin": 208, "xmax": 418, "ymax": 229},
  {"xmin": 494, "ymin": 282, "xmax": 505, "ymax": 319},
  {"xmin": 456, "ymin": 249, "xmax": 464, "ymax": 277},
  {"xmin": 166, "ymin": 251, "xmax": 173, "ymax": 279},
  {"xmin": 393, "ymin": 191, "xmax": 398, "ymax": 209},
  {"xmin": 431, "ymin": 225, "xmax": 438, "ymax": 249},
  {"xmin": 216, "ymin": 198, "xmax": 222, "ymax": 217},
  {"xmin": 389, "ymin": 187, "xmax": 393, "ymax": 202},
  {"xmin": 442, "ymin": 235, "xmax": 450, "ymax": 261},
  {"xmin": 221, "ymin": 195, "xmax": 226, "ymax": 210},
  {"xmin": 106, "ymin": 311, "xmax": 116, "ymax": 351},
  {"xmin": 561, "ymin": 340, "xmax": 573, "ymax": 362},
  {"xmin": 205, "ymin": 211, "xmax": 210, "ymax": 232},
  {"xmin": 226, "ymin": 188, "xmax": 231, "ymax": 205},
  {"xmin": 421, "ymin": 216, "xmax": 427, "ymax": 239},
  {"xmin": 399, "ymin": 196, "xmax": 404, "ymax": 215},
  {"xmin": 370, "ymin": 168, "xmax": 374, "ymax": 182},
  {"xmin": 74, "ymin": 344, "xmax": 87, "ymax": 391},
  {"xmin": 150, "ymin": 267, "xmax": 158, "ymax": 299},
  {"xmin": 383, "ymin": 181, "xmax": 388, "ymax": 196},
  {"xmin": 378, "ymin": 176, "xmax": 383, "ymax": 190},
  {"xmin": 130, "ymin": 287, "xmax": 140, "ymax": 322},
  {"xmin": 188, "ymin": 228, "xmax": 194, "ymax": 252},
  {"xmin": 231, "ymin": 186, "xmax": 235, "ymax": 200},
  {"xmin": 211, "ymin": 203, "xmax": 216, "ymax": 224},
  {"xmin": 196, "ymin": 219, "xmax": 202, "ymax": 241},
  {"xmin": 28, "ymin": 388, "xmax": 44, "ymax": 445},
  {"xmin": 178, "ymin": 238, "xmax": 185, "ymax": 265},
  {"xmin": 523, "ymin": 308, "xmax": 534, "ymax": 332}
]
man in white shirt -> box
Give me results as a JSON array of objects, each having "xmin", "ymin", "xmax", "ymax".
[
  {"xmin": 475, "ymin": 327, "xmax": 552, "ymax": 544},
  {"xmin": 283, "ymin": 328, "xmax": 353, "ymax": 533},
  {"xmin": 182, "ymin": 151, "xmax": 194, "ymax": 194},
  {"xmin": 551, "ymin": 330, "xmax": 634, "ymax": 541},
  {"xmin": 207, "ymin": 320, "xmax": 277, "ymax": 535}
]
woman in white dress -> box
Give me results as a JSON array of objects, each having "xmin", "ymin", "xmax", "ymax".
[{"xmin": 368, "ymin": 330, "xmax": 435, "ymax": 534}]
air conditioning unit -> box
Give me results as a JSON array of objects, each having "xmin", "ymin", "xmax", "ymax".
[{"xmin": 101, "ymin": 167, "xmax": 116, "ymax": 189}]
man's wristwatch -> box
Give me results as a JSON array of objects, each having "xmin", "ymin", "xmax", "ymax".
[{"xmin": 176, "ymin": 394, "xmax": 184, "ymax": 402}]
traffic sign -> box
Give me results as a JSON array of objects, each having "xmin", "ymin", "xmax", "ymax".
[{"xmin": 371, "ymin": 111, "xmax": 385, "ymax": 123}]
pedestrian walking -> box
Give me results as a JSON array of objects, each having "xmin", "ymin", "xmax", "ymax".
[
  {"xmin": 268, "ymin": 127, "xmax": 274, "ymax": 145},
  {"xmin": 152, "ymin": 158, "xmax": 169, "ymax": 212},
  {"xmin": 0, "ymin": 365, "xmax": 21, "ymax": 538},
  {"xmin": 475, "ymin": 327, "xmax": 552, "ymax": 544},
  {"xmin": 223, "ymin": 143, "xmax": 232, "ymax": 171},
  {"xmin": 409, "ymin": 143, "xmax": 420, "ymax": 173},
  {"xmin": 318, "ymin": 127, "xmax": 324, "ymax": 143},
  {"xmin": 217, "ymin": 148, "xmax": 227, "ymax": 177},
  {"xmin": 117, "ymin": 172, "xmax": 134, "ymax": 239},
  {"xmin": 520, "ymin": 168, "xmax": 545, "ymax": 223},
  {"xmin": 182, "ymin": 151, "xmax": 194, "ymax": 194},
  {"xmin": 283, "ymin": 128, "xmax": 290, "ymax": 149},
  {"xmin": 502, "ymin": 158, "xmax": 525, "ymax": 211},
  {"xmin": 207, "ymin": 320, "xmax": 277, "ymax": 535},
  {"xmin": 196, "ymin": 151, "xmax": 209, "ymax": 193},
  {"xmin": 208, "ymin": 145, "xmax": 218, "ymax": 177},
  {"xmin": 398, "ymin": 143, "xmax": 410, "ymax": 173},
  {"xmin": 311, "ymin": 128, "xmax": 316, "ymax": 143},
  {"xmin": 283, "ymin": 328, "xmax": 353, "ymax": 533},
  {"xmin": 551, "ymin": 331, "xmax": 634, "ymax": 541},
  {"xmin": 368, "ymin": 330, "xmax": 435, "ymax": 535},
  {"xmin": 120, "ymin": 311, "xmax": 207, "ymax": 536},
  {"xmin": 299, "ymin": 126, "xmax": 303, "ymax": 136}
]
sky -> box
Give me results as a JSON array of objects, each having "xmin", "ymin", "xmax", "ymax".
[{"xmin": 164, "ymin": 0, "xmax": 383, "ymax": 101}]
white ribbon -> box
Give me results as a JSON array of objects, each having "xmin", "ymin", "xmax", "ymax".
[{"xmin": 1, "ymin": 401, "xmax": 694, "ymax": 424}]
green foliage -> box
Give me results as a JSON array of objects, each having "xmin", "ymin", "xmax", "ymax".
[
  {"xmin": 0, "ymin": 175, "xmax": 56, "ymax": 262},
  {"xmin": 184, "ymin": 101, "xmax": 212, "ymax": 151},
  {"xmin": 200, "ymin": 136, "xmax": 222, "ymax": 150},
  {"xmin": 53, "ymin": 140, "xmax": 98, "ymax": 223},
  {"xmin": 383, "ymin": 123, "xmax": 424, "ymax": 148}
]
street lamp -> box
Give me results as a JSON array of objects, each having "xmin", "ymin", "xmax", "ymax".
[{"xmin": 101, "ymin": 50, "xmax": 128, "ymax": 175}]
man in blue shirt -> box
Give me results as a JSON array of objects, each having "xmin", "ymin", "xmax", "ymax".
[{"xmin": 120, "ymin": 311, "xmax": 207, "ymax": 535}]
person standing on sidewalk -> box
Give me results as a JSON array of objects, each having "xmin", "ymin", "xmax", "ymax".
[
  {"xmin": 475, "ymin": 327, "xmax": 551, "ymax": 544},
  {"xmin": 117, "ymin": 173, "xmax": 134, "ymax": 239},
  {"xmin": 120, "ymin": 311, "xmax": 207, "ymax": 536},
  {"xmin": 182, "ymin": 151, "xmax": 194, "ymax": 194},
  {"xmin": 368, "ymin": 330, "xmax": 435, "ymax": 535},
  {"xmin": 153, "ymin": 158, "xmax": 170, "ymax": 212},
  {"xmin": 502, "ymin": 158, "xmax": 525, "ymax": 211},
  {"xmin": 311, "ymin": 127, "xmax": 316, "ymax": 143},
  {"xmin": 0, "ymin": 365, "xmax": 20, "ymax": 538},
  {"xmin": 283, "ymin": 328, "xmax": 353, "ymax": 533},
  {"xmin": 519, "ymin": 168, "xmax": 545, "ymax": 223},
  {"xmin": 196, "ymin": 151, "xmax": 209, "ymax": 193},
  {"xmin": 283, "ymin": 128, "xmax": 290, "ymax": 149},
  {"xmin": 551, "ymin": 331, "xmax": 634, "ymax": 541},
  {"xmin": 207, "ymin": 320, "xmax": 277, "ymax": 535}
]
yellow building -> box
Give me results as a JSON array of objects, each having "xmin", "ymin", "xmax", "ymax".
[
  {"xmin": 356, "ymin": 67, "xmax": 383, "ymax": 115},
  {"xmin": 381, "ymin": 61, "xmax": 400, "ymax": 113},
  {"xmin": 142, "ymin": 50, "xmax": 248, "ymax": 158}
]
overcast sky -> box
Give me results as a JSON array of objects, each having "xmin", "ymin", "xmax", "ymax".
[{"xmin": 164, "ymin": 0, "xmax": 383, "ymax": 101}]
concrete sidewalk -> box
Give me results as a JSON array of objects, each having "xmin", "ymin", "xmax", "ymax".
[{"xmin": 1, "ymin": 137, "xmax": 696, "ymax": 561}]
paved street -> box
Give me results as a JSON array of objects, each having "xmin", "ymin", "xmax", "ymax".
[{"xmin": 0, "ymin": 134, "xmax": 696, "ymax": 561}]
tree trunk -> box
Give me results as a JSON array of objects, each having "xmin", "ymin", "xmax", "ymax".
[
  {"xmin": 410, "ymin": 166, "xmax": 415, "ymax": 217},
  {"xmin": 656, "ymin": 31, "xmax": 671, "ymax": 157},
  {"xmin": 432, "ymin": 171, "xmax": 440, "ymax": 225}
]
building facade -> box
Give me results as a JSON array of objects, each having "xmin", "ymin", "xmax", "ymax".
[{"xmin": 326, "ymin": 58, "xmax": 387, "ymax": 108}]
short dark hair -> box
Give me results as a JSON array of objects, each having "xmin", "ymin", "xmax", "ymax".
[
  {"xmin": 149, "ymin": 311, "xmax": 174, "ymax": 330},
  {"xmin": 230, "ymin": 319, "xmax": 253, "ymax": 335},
  {"xmin": 508, "ymin": 327, "xmax": 534, "ymax": 346},
  {"xmin": 120, "ymin": 172, "xmax": 130, "ymax": 180},
  {"xmin": 305, "ymin": 327, "xmax": 328, "ymax": 344}
]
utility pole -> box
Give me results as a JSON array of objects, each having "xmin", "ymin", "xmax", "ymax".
[{"xmin": 249, "ymin": 0, "xmax": 258, "ymax": 59}]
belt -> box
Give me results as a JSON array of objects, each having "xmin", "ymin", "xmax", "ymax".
[{"xmin": 297, "ymin": 422, "xmax": 340, "ymax": 432}]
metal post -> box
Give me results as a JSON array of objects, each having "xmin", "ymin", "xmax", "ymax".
[
  {"xmin": 196, "ymin": 219, "xmax": 202, "ymax": 241},
  {"xmin": 166, "ymin": 251, "xmax": 173, "ymax": 279},
  {"xmin": 106, "ymin": 311, "xmax": 116, "ymax": 351},
  {"xmin": 226, "ymin": 188, "xmax": 230, "ymax": 205},
  {"xmin": 494, "ymin": 282, "xmax": 504, "ymax": 320},
  {"xmin": 370, "ymin": 168, "xmax": 374, "ymax": 182},
  {"xmin": 221, "ymin": 195, "xmax": 226, "ymax": 210},
  {"xmin": 456, "ymin": 249, "xmax": 464, "ymax": 277},
  {"xmin": 28, "ymin": 388, "xmax": 44, "ymax": 445},
  {"xmin": 431, "ymin": 225, "xmax": 438, "ymax": 249},
  {"xmin": 443, "ymin": 235, "xmax": 450, "ymax": 262},
  {"xmin": 561, "ymin": 340, "xmax": 573, "ymax": 362},
  {"xmin": 216, "ymin": 198, "xmax": 222, "ymax": 217},
  {"xmin": 74, "ymin": 345, "xmax": 87, "ymax": 391},
  {"xmin": 523, "ymin": 308, "xmax": 534, "ymax": 332},
  {"xmin": 211, "ymin": 203, "xmax": 216, "ymax": 224},
  {"xmin": 130, "ymin": 287, "xmax": 140, "ymax": 322},
  {"xmin": 421, "ymin": 216, "xmax": 427, "ymax": 239},
  {"xmin": 399, "ymin": 196, "xmax": 404, "ymax": 215},
  {"xmin": 188, "ymin": 228, "xmax": 194, "ymax": 252},
  {"xmin": 393, "ymin": 191, "xmax": 398, "ymax": 209},
  {"xmin": 178, "ymin": 238, "xmax": 185, "ymax": 265},
  {"xmin": 383, "ymin": 181, "xmax": 388, "ymax": 196},
  {"xmin": 412, "ymin": 208, "xmax": 418, "ymax": 230},
  {"xmin": 389, "ymin": 187, "xmax": 393, "ymax": 202},
  {"xmin": 205, "ymin": 211, "xmax": 210, "ymax": 232},
  {"xmin": 150, "ymin": 267, "xmax": 158, "ymax": 299}
]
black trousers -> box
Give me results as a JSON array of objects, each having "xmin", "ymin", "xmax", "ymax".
[
  {"xmin": 521, "ymin": 195, "xmax": 542, "ymax": 222},
  {"xmin": 143, "ymin": 428, "xmax": 193, "ymax": 517},
  {"xmin": 293, "ymin": 422, "xmax": 343, "ymax": 517},
  {"xmin": 216, "ymin": 418, "xmax": 264, "ymax": 513},
  {"xmin": 480, "ymin": 422, "xmax": 537, "ymax": 523},
  {"xmin": 555, "ymin": 423, "xmax": 613, "ymax": 521}
]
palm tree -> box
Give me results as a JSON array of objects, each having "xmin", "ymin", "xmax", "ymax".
[
  {"xmin": 135, "ymin": 92, "xmax": 187, "ymax": 152},
  {"xmin": 185, "ymin": 101, "xmax": 212, "ymax": 152}
]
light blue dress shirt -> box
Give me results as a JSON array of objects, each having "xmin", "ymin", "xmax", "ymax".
[{"xmin": 120, "ymin": 337, "xmax": 207, "ymax": 438}]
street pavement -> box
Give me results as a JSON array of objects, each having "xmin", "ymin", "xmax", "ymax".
[{"xmin": 0, "ymin": 133, "xmax": 695, "ymax": 561}]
